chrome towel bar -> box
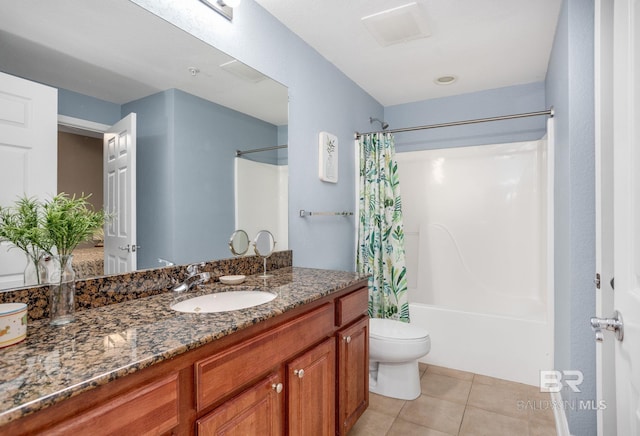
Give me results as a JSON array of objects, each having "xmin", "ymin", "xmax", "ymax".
[{"xmin": 299, "ymin": 210, "xmax": 353, "ymax": 218}]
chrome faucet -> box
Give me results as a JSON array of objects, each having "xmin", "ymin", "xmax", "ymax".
[
  {"xmin": 157, "ymin": 258, "xmax": 174, "ymax": 267},
  {"xmin": 173, "ymin": 262, "xmax": 211, "ymax": 292}
]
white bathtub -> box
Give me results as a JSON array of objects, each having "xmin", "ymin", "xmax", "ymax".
[
  {"xmin": 410, "ymin": 302, "xmax": 552, "ymax": 386},
  {"xmin": 397, "ymin": 138, "xmax": 554, "ymax": 387}
]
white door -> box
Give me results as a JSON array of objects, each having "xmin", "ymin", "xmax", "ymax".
[
  {"xmin": 610, "ymin": 0, "xmax": 640, "ymax": 433},
  {"xmin": 0, "ymin": 72, "xmax": 57, "ymax": 289},
  {"xmin": 103, "ymin": 113, "xmax": 137, "ymax": 274},
  {"xmin": 595, "ymin": 0, "xmax": 617, "ymax": 434}
]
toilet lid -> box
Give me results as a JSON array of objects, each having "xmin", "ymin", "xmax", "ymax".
[{"xmin": 369, "ymin": 318, "xmax": 429, "ymax": 341}]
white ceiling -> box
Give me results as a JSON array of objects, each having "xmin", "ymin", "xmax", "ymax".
[
  {"xmin": 255, "ymin": 0, "xmax": 562, "ymax": 107},
  {"xmin": 0, "ymin": 0, "xmax": 288, "ymax": 126},
  {"xmin": 0, "ymin": 0, "xmax": 562, "ymax": 124}
]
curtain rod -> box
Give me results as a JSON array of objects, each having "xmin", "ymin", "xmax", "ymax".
[
  {"xmin": 236, "ymin": 144, "xmax": 288, "ymax": 157},
  {"xmin": 354, "ymin": 108, "xmax": 554, "ymax": 139}
]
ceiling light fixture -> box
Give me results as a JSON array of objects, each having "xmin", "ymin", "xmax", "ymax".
[
  {"xmin": 434, "ymin": 75, "xmax": 457, "ymax": 85},
  {"xmin": 200, "ymin": 0, "xmax": 241, "ymax": 21}
]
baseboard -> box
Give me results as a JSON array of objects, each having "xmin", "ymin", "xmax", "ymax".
[{"xmin": 551, "ymin": 391, "xmax": 573, "ymax": 436}]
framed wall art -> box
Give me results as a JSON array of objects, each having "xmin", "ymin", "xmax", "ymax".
[{"xmin": 318, "ymin": 131, "xmax": 338, "ymax": 183}]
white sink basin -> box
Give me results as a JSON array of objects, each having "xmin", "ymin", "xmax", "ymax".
[{"xmin": 171, "ymin": 291, "xmax": 276, "ymax": 313}]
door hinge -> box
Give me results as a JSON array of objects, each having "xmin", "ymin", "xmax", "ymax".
[{"xmin": 595, "ymin": 273, "xmax": 601, "ymax": 289}]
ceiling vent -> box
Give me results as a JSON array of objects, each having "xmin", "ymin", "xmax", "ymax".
[
  {"xmin": 219, "ymin": 60, "xmax": 266, "ymax": 82},
  {"xmin": 361, "ymin": 2, "xmax": 431, "ymax": 47}
]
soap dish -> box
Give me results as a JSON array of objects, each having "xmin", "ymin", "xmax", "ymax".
[{"xmin": 219, "ymin": 275, "xmax": 246, "ymax": 285}]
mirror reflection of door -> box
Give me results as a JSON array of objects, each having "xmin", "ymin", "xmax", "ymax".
[
  {"xmin": 103, "ymin": 113, "xmax": 137, "ymax": 275},
  {"xmin": 0, "ymin": 72, "xmax": 57, "ymax": 290}
]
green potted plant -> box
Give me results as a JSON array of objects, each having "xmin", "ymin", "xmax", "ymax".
[
  {"xmin": 41, "ymin": 193, "xmax": 106, "ymax": 259},
  {"xmin": 41, "ymin": 193, "xmax": 106, "ymax": 325},
  {"xmin": 0, "ymin": 197, "xmax": 51, "ymax": 285}
]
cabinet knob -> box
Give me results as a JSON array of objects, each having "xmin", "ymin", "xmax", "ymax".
[
  {"xmin": 294, "ymin": 369, "xmax": 305, "ymax": 378},
  {"xmin": 271, "ymin": 382, "xmax": 283, "ymax": 393},
  {"xmin": 343, "ymin": 335, "xmax": 351, "ymax": 344}
]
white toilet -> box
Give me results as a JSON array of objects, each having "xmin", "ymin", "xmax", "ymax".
[{"xmin": 369, "ymin": 318, "xmax": 431, "ymax": 400}]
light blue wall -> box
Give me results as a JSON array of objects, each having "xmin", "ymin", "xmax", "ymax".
[
  {"xmin": 172, "ymin": 89, "xmax": 278, "ymax": 264},
  {"xmin": 277, "ymin": 125, "xmax": 288, "ymax": 165},
  {"xmin": 130, "ymin": 0, "xmax": 383, "ymax": 272},
  {"xmin": 58, "ymin": 88, "xmax": 121, "ymax": 125},
  {"xmin": 385, "ymin": 81, "xmax": 547, "ymax": 152},
  {"xmin": 546, "ymin": 0, "xmax": 596, "ymax": 434},
  {"xmin": 122, "ymin": 91, "xmax": 175, "ymax": 269},
  {"xmin": 123, "ymin": 89, "xmax": 279, "ymax": 268}
]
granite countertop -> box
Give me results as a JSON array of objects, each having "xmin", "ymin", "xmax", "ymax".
[{"xmin": 0, "ymin": 267, "xmax": 368, "ymax": 426}]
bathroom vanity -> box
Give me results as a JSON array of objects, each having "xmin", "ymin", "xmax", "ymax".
[{"xmin": 0, "ymin": 267, "xmax": 369, "ymax": 435}]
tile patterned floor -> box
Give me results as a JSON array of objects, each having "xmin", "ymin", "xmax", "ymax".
[{"xmin": 349, "ymin": 364, "xmax": 557, "ymax": 436}]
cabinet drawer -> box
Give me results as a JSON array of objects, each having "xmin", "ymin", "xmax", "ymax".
[
  {"xmin": 47, "ymin": 373, "xmax": 179, "ymax": 435},
  {"xmin": 195, "ymin": 303, "xmax": 333, "ymax": 411},
  {"xmin": 335, "ymin": 287, "xmax": 368, "ymax": 327}
]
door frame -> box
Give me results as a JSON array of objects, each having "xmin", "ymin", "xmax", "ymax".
[
  {"xmin": 58, "ymin": 115, "xmax": 110, "ymax": 136},
  {"xmin": 57, "ymin": 114, "xmax": 110, "ymax": 266}
]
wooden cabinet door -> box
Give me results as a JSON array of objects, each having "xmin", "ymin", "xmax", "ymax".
[
  {"xmin": 337, "ymin": 316, "xmax": 369, "ymax": 435},
  {"xmin": 196, "ymin": 372, "xmax": 283, "ymax": 436},
  {"xmin": 287, "ymin": 337, "xmax": 336, "ymax": 436}
]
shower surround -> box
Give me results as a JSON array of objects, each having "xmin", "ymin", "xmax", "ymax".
[{"xmin": 396, "ymin": 139, "xmax": 553, "ymax": 386}]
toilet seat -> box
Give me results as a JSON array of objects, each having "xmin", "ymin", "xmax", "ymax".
[{"xmin": 369, "ymin": 318, "xmax": 429, "ymax": 342}]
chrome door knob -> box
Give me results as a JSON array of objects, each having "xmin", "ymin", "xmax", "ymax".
[
  {"xmin": 272, "ymin": 382, "xmax": 283, "ymax": 393},
  {"xmin": 590, "ymin": 310, "xmax": 624, "ymax": 342},
  {"xmin": 118, "ymin": 244, "xmax": 141, "ymax": 252},
  {"xmin": 343, "ymin": 335, "xmax": 351, "ymax": 344},
  {"xmin": 294, "ymin": 369, "xmax": 304, "ymax": 378}
]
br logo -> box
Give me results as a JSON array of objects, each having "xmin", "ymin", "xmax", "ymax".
[{"xmin": 540, "ymin": 370, "xmax": 584, "ymax": 393}]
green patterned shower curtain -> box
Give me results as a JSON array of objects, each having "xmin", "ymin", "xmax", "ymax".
[{"xmin": 356, "ymin": 133, "xmax": 409, "ymax": 322}]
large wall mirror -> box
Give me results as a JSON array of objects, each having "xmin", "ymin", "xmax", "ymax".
[{"xmin": 0, "ymin": 0, "xmax": 288, "ymax": 291}]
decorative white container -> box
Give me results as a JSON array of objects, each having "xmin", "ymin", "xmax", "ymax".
[{"xmin": 0, "ymin": 303, "xmax": 27, "ymax": 348}]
